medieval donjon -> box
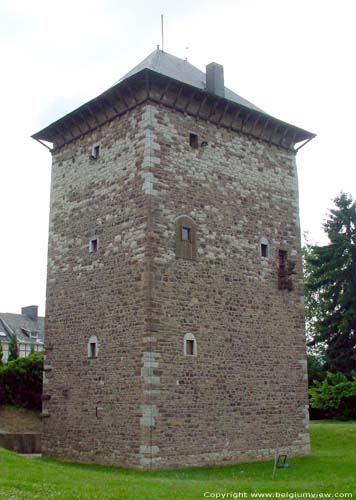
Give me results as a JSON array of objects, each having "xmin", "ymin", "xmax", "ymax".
[{"xmin": 33, "ymin": 49, "xmax": 315, "ymax": 470}]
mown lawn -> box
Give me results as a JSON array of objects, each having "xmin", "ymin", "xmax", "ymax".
[{"xmin": 0, "ymin": 421, "xmax": 355, "ymax": 500}]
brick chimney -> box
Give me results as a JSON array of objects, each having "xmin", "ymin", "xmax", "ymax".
[{"xmin": 21, "ymin": 305, "xmax": 38, "ymax": 321}]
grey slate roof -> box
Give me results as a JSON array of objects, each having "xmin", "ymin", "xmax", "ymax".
[
  {"xmin": 32, "ymin": 47, "xmax": 315, "ymax": 146},
  {"xmin": 0, "ymin": 313, "xmax": 44, "ymax": 345},
  {"xmin": 118, "ymin": 48, "xmax": 265, "ymax": 114}
]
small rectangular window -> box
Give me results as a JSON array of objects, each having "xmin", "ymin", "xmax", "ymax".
[
  {"xmin": 186, "ymin": 340, "xmax": 194, "ymax": 355},
  {"xmin": 89, "ymin": 342, "xmax": 96, "ymax": 358},
  {"xmin": 96, "ymin": 405, "xmax": 104, "ymax": 418},
  {"xmin": 89, "ymin": 239, "xmax": 98, "ymax": 252},
  {"xmin": 261, "ymin": 244, "xmax": 268, "ymax": 258},
  {"xmin": 189, "ymin": 133, "xmax": 198, "ymax": 149},
  {"xmin": 90, "ymin": 145, "xmax": 100, "ymax": 159},
  {"xmin": 182, "ymin": 227, "xmax": 191, "ymax": 241}
]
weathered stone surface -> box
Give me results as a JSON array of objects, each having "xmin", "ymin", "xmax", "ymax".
[
  {"xmin": 0, "ymin": 433, "xmax": 41, "ymax": 454},
  {"xmin": 43, "ymin": 94, "xmax": 309, "ymax": 469}
]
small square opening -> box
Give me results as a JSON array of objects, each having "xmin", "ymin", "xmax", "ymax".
[
  {"xmin": 182, "ymin": 227, "xmax": 191, "ymax": 242},
  {"xmin": 186, "ymin": 339, "xmax": 194, "ymax": 355},
  {"xmin": 261, "ymin": 243, "xmax": 268, "ymax": 258},
  {"xmin": 89, "ymin": 239, "xmax": 98, "ymax": 252},
  {"xmin": 189, "ymin": 133, "xmax": 198, "ymax": 149},
  {"xmin": 89, "ymin": 342, "xmax": 96, "ymax": 358}
]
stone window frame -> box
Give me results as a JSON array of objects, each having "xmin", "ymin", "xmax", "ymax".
[
  {"xmin": 175, "ymin": 215, "xmax": 197, "ymax": 260},
  {"xmin": 183, "ymin": 332, "xmax": 197, "ymax": 357},
  {"xmin": 259, "ymin": 237, "xmax": 270, "ymax": 259},
  {"xmin": 88, "ymin": 335, "xmax": 99, "ymax": 358}
]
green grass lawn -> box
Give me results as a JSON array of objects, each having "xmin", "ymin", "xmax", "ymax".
[{"xmin": 0, "ymin": 421, "xmax": 355, "ymax": 500}]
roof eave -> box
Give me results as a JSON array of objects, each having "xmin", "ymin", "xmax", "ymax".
[{"xmin": 32, "ymin": 67, "xmax": 315, "ymax": 146}]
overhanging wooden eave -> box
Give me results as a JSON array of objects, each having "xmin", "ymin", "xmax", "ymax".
[{"xmin": 32, "ymin": 69, "xmax": 316, "ymax": 152}]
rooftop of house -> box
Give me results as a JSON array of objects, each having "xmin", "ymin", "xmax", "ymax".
[
  {"xmin": 32, "ymin": 48, "xmax": 315, "ymax": 149},
  {"xmin": 0, "ymin": 306, "xmax": 44, "ymax": 345}
]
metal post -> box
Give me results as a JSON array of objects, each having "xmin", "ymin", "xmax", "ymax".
[
  {"xmin": 161, "ymin": 14, "xmax": 164, "ymax": 52},
  {"xmin": 272, "ymin": 446, "xmax": 279, "ymax": 480}
]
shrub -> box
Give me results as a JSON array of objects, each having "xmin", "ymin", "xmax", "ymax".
[
  {"xmin": 309, "ymin": 371, "xmax": 356, "ymax": 419},
  {"xmin": 0, "ymin": 352, "xmax": 43, "ymax": 410}
]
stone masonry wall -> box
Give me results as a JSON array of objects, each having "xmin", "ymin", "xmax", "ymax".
[
  {"xmin": 143, "ymin": 103, "xmax": 309, "ymax": 469},
  {"xmin": 43, "ymin": 105, "xmax": 153, "ymax": 467},
  {"xmin": 43, "ymin": 98, "xmax": 309, "ymax": 470}
]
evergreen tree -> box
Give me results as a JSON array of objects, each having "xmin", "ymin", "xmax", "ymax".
[
  {"xmin": 307, "ymin": 353, "xmax": 326, "ymax": 386},
  {"xmin": 8, "ymin": 331, "xmax": 19, "ymax": 362},
  {"xmin": 304, "ymin": 193, "xmax": 356, "ymax": 374},
  {"xmin": 0, "ymin": 341, "xmax": 3, "ymax": 366}
]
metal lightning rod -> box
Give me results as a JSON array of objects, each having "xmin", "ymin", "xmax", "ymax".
[{"xmin": 161, "ymin": 14, "xmax": 164, "ymax": 52}]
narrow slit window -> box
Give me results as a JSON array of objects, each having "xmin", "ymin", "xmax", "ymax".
[
  {"xmin": 259, "ymin": 238, "xmax": 269, "ymax": 258},
  {"xmin": 89, "ymin": 239, "xmax": 98, "ymax": 253},
  {"xmin": 88, "ymin": 335, "xmax": 99, "ymax": 358},
  {"xmin": 89, "ymin": 342, "xmax": 96, "ymax": 358},
  {"xmin": 184, "ymin": 333, "xmax": 197, "ymax": 357},
  {"xmin": 261, "ymin": 243, "xmax": 268, "ymax": 258},
  {"xmin": 189, "ymin": 133, "xmax": 198, "ymax": 149},
  {"xmin": 186, "ymin": 340, "xmax": 194, "ymax": 355},
  {"xmin": 182, "ymin": 226, "xmax": 191, "ymax": 241}
]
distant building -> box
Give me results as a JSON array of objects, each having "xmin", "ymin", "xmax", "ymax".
[
  {"xmin": 0, "ymin": 306, "xmax": 44, "ymax": 362},
  {"xmin": 33, "ymin": 48, "xmax": 314, "ymax": 469}
]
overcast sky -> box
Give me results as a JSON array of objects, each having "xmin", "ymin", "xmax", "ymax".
[{"xmin": 0, "ymin": 0, "xmax": 355, "ymax": 316}]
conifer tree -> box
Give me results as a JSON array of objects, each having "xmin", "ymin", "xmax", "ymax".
[
  {"xmin": 305, "ymin": 192, "xmax": 356, "ymax": 374},
  {"xmin": 8, "ymin": 331, "xmax": 19, "ymax": 362}
]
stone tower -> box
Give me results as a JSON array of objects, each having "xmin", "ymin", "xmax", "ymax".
[{"xmin": 33, "ymin": 49, "xmax": 315, "ymax": 469}]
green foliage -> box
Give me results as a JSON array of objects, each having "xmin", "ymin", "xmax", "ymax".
[
  {"xmin": 0, "ymin": 352, "xmax": 43, "ymax": 410},
  {"xmin": 8, "ymin": 332, "xmax": 19, "ymax": 362},
  {"xmin": 307, "ymin": 353, "xmax": 326, "ymax": 386},
  {"xmin": 304, "ymin": 192, "xmax": 356, "ymax": 374},
  {"xmin": 309, "ymin": 371, "xmax": 356, "ymax": 418},
  {"xmin": 0, "ymin": 422, "xmax": 355, "ymax": 498}
]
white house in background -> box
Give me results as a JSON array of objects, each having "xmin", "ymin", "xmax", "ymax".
[{"xmin": 0, "ymin": 306, "xmax": 44, "ymax": 363}]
